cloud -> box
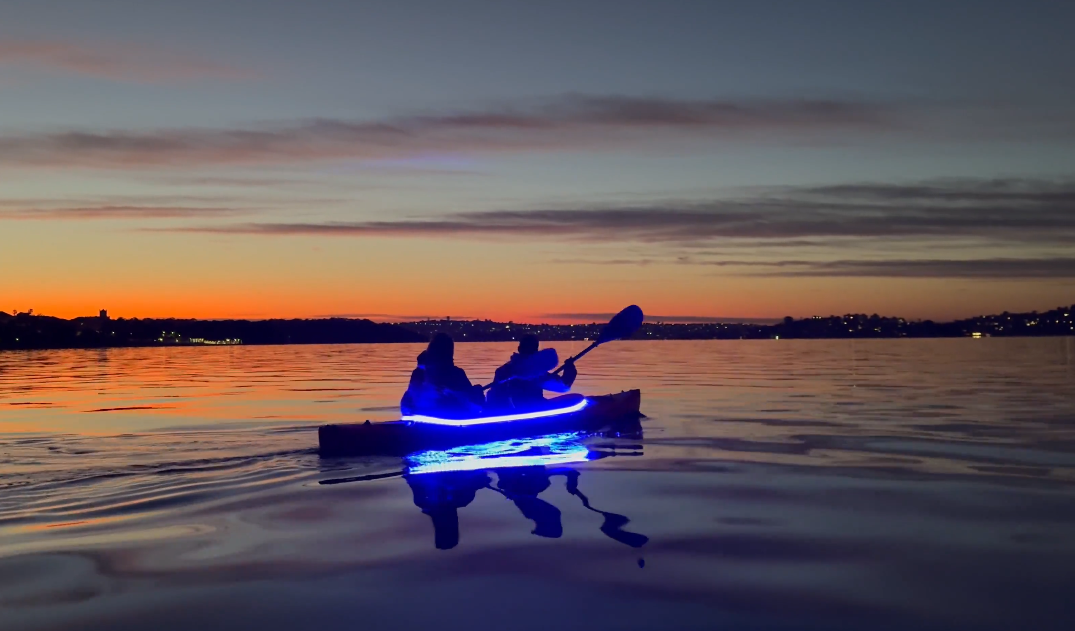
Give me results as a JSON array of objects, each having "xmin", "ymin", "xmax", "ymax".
[
  {"xmin": 151, "ymin": 175, "xmax": 323, "ymax": 189},
  {"xmin": 164, "ymin": 178, "xmax": 1075, "ymax": 246},
  {"xmin": 0, "ymin": 95, "xmax": 904, "ymax": 169},
  {"xmin": 0, "ymin": 192, "xmax": 344, "ymax": 221},
  {"xmin": 0, "ymin": 205, "xmax": 246, "ymax": 220},
  {"xmin": 154, "ymin": 177, "xmax": 1075, "ymax": 280},
  {"xmin": 585, "ymin": 256, "xmax": 1075, "ymax": 278},
  {"xmin": 419, "ymin": 95, "xmax": 895, "ymax": 130},
  {"xmin": 542, "ymin": 313, "xmax": 782, "ymax": 324},
  {"xmin": 550, "ymin": 258, "xmax": 662, "ymax": 266},
  {"xmin": 310, "ymin": 313, "xmax": 467, "ymax": 322},
  {"xmin": 0, "ymin": 40, "xmax": 253, "ymax": 83},
  {"xmin": 745, "ymin": 257, "xmax": 1075, "ymax": 279},
  {"xmin": 2, "ymin": 94, "xmax": 1069, "ymax": 171}
]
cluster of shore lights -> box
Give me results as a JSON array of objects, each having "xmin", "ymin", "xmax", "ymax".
[
  {"xmin": 401, "ymin": 397, "xmax": 589, "ymax": 427},
  {"xmin": 155, "ymin": 334, "xmax": 241, "ymax": 345}
]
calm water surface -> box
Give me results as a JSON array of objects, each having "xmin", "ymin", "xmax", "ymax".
[{"xmin": 2, "ymin": 339, "xmax": 1075, "ymax": 630}]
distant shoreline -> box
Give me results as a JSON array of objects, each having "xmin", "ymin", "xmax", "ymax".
[
  {"xmin": 3, "ymin": 336, "xmax": 1074, "ymax": 355},
  {"xmin": 0, "ymin": 314, "xmax": 424, "ymax": 351},
  {"xmin": 1, "ymin": 304, "xmax": 1072, "ymax": 351}
]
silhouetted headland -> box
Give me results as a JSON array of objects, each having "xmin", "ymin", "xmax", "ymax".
[
  {"xmin": 1, "ymin": 304, "xmax": 1071, "ymax": 350},
  {"xmin": 0, "ymin": 311, "xmax": 424, "ymax": 350}
]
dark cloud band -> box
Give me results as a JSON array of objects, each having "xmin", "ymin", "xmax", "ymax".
[
  {"xmin": 749, "ymin": 257, "xmax": 1075, "ymax": 279},
  {"xmin": 164, "ymin": 178, "xmax": 1075, "ymax": 244},
  {"xmin": 0, "ymin": 96, "xmax": 909, "ymax": 169}
]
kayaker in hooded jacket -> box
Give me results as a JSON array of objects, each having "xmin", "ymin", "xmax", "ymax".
[
  {"xmin": 486, "ymin": 335, "xmax": 577, "ymax": 410},
  {"xmin": 401, "ymin": 333, "xmax": 485, "ymax": 416}
]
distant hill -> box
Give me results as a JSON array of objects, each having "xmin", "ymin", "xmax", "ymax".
[{"xmin": 0, "ymin": 315, "xmax": 425, "ymax": 350}]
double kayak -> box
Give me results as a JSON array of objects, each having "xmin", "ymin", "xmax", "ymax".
[{"xmin": 319, "ymin": 389, "xmax": 643, "ymax": 457}]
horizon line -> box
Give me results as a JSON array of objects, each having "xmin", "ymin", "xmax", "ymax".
[{"xmin": 5, "ymin": 304, "xmax": 1072, "ymax": 326}]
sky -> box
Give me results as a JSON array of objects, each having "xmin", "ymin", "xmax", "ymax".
[{"xmin": 1, "ymin": 0, "xmax": 1074, "ymax": 323}]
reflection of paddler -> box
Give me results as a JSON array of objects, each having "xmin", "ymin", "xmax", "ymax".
[
  {"xmin": 491, "ymin": 467, "xmax": 648, "ymax": 549},
  {"xmin": 405, "ymin": 470, "xmax": 488, "ymax": 550},
  {"xmin": 562, "ymin": 469, "xmax": 649, "ymax": 549},
  {"xmin": 405, "ymin": 465, "xmax": 649, "ymax": 554},
  {"xmin": 494, "ymin": 466, "xmax": 563, "ymax": 538}
]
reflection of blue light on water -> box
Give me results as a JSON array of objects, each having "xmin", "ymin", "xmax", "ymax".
[
  {"xmin": 409, "ymin": 450, "xmax": 590, "ymax": 475},
  {"xmin": 406, "ymin": 432, "xmax": 591, "ymax": 475},
  {"xmin": 402, "ymin": 398, "xmax": 588, "ymax": 426}
]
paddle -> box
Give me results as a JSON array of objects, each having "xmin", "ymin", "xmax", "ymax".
[
  {"xmin": 552, "ymin": 305, "xmax": 644, "ymax": 375},
  {"xmin": 480, "ymin": 347, "xmax": 559, "ymax": 392}
]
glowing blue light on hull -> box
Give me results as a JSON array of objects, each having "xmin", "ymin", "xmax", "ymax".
[
  {"xmin": 402, "ymin": 398, "xmax": 589, "ymax": 426},
  {"xmin": 406, "ymin": 432, "xmax": 592, "ymax": 475}
]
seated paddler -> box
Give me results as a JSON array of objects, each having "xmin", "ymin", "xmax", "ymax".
[
  {"xmin": 401, "ymin": 333, "xmax": 485, "ymax": 417},
  {"xmin": 486, "ymin": 334, "xmax": 577, "ymax": 410}
]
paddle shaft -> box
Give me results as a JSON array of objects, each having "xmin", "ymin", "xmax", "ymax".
[
  {"xmin": 553, "ymin": 341, "xmax": 599, "ymax": 375},
  {"xmin": 480, "ymin": 378, "xmax": 508, "ymax": 392},
  {"xmin": 481, "ymin": 372, "xmax": 546, "ymax": 392},
  {"xmin": 551, "ymin": 305, "xmax": 642, "ymax": 374}
]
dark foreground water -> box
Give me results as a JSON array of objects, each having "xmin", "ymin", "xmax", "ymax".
[{"xmin": 2, "ymin": 339, "xmax": 1074, "ymax": 631}]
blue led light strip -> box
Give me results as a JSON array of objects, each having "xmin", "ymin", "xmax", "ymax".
[{"xmin": 402, "ymin": 398, "xmax": 589, "ymax": 426}]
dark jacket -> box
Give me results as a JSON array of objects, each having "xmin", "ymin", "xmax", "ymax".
[
  {"xmin": 486, "ymin": 352, "xmax": 575, "ymax": 410},
  {"xmin": 401, "ymin": 352, "xmax": 484, "ymax": 415}
]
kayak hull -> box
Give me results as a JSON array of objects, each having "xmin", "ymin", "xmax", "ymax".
[{"xmin": 319, "ymin": 389, "xmax": 642, "ymax": 457}]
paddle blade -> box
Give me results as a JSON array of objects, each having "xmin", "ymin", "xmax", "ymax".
[
  {"xmin": 512, "ymin": 347, "xmax": 559, "ymax": 379},
  {"xmin": 598, "ymin": 305, "xmax": 644, "ymax": 343}
]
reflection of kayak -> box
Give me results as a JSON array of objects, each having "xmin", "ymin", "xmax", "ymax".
[
  {"xmin": 405, "ymin": 431, "xmax": 595, "ymax": 475},
  {"xmin": 319, "ymin": 390, "xmax": 642, "ymax": 457}
]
